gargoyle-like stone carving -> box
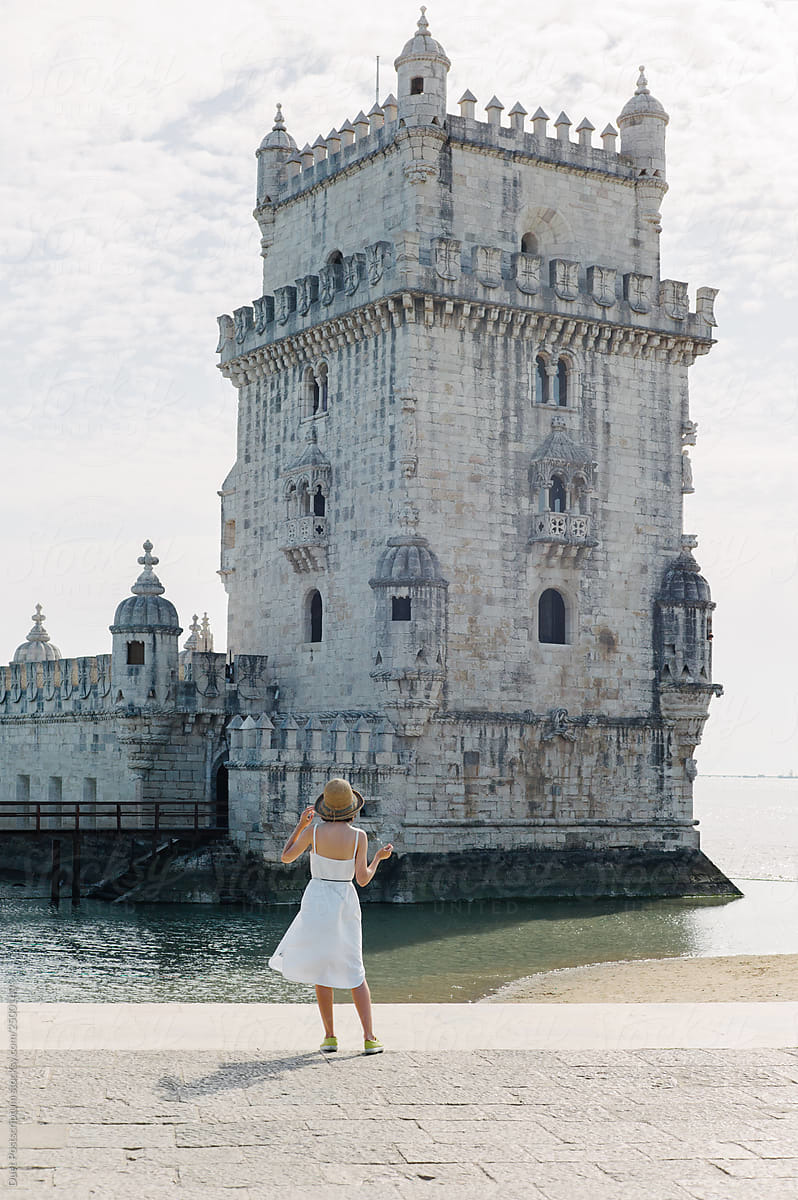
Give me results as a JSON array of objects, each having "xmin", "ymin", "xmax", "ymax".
[
  {"xmin": 275, "ymin": 285, "xmax": 297, "ymax": 325},
  {"xmin": 542, "ymin": 707, "xmax": 577, "ymax": 741},
  {"xmin": 252, "ymin": 295, "xmax": 274, "ymax": 334},
  {"xmin": 623, "ymin": 272, "xmax": 652, "ymax": 313},
  {"xmin": 233, "ymin": 306, "xmax": 253, "ymax": 345},
  {"xmin": 295, "ymin": 275, "xmax": 319, "ymax": 315},
  {"xmin": 513, "ymin": 252, "xmax": 541, "ymax": 295},
  {"xmin": 681, "ymin": 420, "xmax": 698, "ymax": 447},
  {"xmin": 550, "ymin": 259, "xmax": 579, "ymax": 301},
  {"xmin": 343, "ymin": 253, "xmax": 364, "ymax": 295},
  {"xmin": 216, "ymin": 314, "xmax": 234, "ymax": 353},
  {"xmin": 319, "ymin": 266, "xmax": 337, "ymax": 306},
  {"xmin": 660, "ymin": 279, "xmax": 689, "ymax": 321},
  {"xmin": 472, "ymin": 245, "xmax": 501, "ymax": 288},
  {"xmin": 685, "ymin": 757, "xmax": 698, "ymax": 781},
  {"xmin": 365, "ymin": 241, "xmax": 392, "ymax": 285},
  {"xmin": 696, "ymin": 286, "xmax": 718, "ymax": 327},
  {"xmin": 587, "ymin": 265, "xmax": 616, "ymax": 307},
  {"xmin": 433, "ymin": 237, "xmax": 461, "ymax": 281}
]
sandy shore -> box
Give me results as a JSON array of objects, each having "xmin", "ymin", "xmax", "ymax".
[{"xmin": 484, "ymin": 953, "xmax": 798, "ymax": 1003}]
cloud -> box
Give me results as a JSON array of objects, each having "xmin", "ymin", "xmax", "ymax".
[{"xmin": 2, "ymin": 0, "xmax": 796, "ymax": 772}]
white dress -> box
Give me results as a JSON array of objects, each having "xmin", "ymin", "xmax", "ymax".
[{"xmin": 268, "ymin": 824, "xmax": 366, "ymax": 989}]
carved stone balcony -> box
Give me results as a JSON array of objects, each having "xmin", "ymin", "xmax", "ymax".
[
  {"xmin": 279, "ymin": 515, "xmax": 328, "ymax": 573},
  {"xmin": 529, "ymin": 511, "xmax": 597, "ymax": 562}
]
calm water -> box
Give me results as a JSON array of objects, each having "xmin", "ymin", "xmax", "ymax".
[{"xmin": 1, "ymin": 776, "xmax": 796, "ymax": 1003}]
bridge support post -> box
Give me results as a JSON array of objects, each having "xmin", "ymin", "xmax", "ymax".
[
  {"xmin": 71, "ymin": 833, "xmax": 81, "ymax": 905},
  {"xmin": 50, "ymin": 839, "xmax": 61, "ymax": 906}
]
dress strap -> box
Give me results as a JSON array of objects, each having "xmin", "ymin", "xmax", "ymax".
[
  {"xmin": 353, "ymin": 827, "xmax": 363, "ymax": 856},
  {"xmin": 312, "ymin": 823, "xmax": 317, "ymax": 853}
]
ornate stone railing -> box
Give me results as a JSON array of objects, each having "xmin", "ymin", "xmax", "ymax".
[
  {"xmin": 279, "ymin": 515, "xmax": 328, "ymax": 573},
  {"xmin": 530, "ymin": 511, "xmax": 596, "ymax": 560}
]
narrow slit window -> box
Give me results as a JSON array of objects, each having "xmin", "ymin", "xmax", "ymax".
[
  {"xmin": 535, "ymin": 357, "xmax": 549, "ymax": 405},
  {"xmin": 553, "ymin": 359, "xmax": 568, "ymax": 407},
  {"xmin": 548, "ymin": 476, "xmax": 567, "ymax": 513},
  {"xmin": 313, "ymin": 485, "xmax": 326, "ymax": 517},
  {"xmin": 309, "ymin": 591, "xmax": 323, "ymax": 643}
]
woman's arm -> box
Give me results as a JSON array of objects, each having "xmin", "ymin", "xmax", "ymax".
[
  {"xmin": 280, "ymin": 807, "xmax": 316, "ymax": 863},
  {"xmin": 354, "ymin": 830, "xmax": 393, "ymax": 887}
]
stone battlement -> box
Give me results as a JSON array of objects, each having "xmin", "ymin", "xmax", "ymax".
[
  {"xmin": 268, "ymin": 99, "xmax": 631, "ymax": 208},
  {"xmin": 226, "ymin": 711, "xmax": 402, "ymax": 768},
  {"xmin": 0, "ymin": 655, "xmax": 112, "ymax": 717}
]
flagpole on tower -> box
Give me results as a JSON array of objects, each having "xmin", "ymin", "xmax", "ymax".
[{"xmin": 376, "ymin": 55, "xmax": 380, "ymax": 105}]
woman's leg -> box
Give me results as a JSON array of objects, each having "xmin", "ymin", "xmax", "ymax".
[
  {"xmin": 351, "ymin": 980, "xmax": 375, "ymax": 1040},
  {"xmin": 315, "ymin": 985, "xmax": 334, "ymax": 1037}
]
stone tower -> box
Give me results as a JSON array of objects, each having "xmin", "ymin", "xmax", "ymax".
[{"xmin": 216, "ymin": 13, "xmax": 733, "ymax": 898}]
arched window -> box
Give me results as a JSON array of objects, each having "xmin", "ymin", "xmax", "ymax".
[
  {"xmin": 392, "ymin": 596, "xmax": 412, "ymax": 621},
  {"xmin": 548, "ymin": 475, "xmax": 567, "ymax": 513},
  {"xmin": 538, "ymin": 589, "xmax": 566, "ymax": 645},
  {"xmin": 302, "ymin": 366, "xmax": 316, "ymax": 419},
  {"xmin": 552, "ymin": 359, "xmax": 568, "ymax": 407},
  {"xmin": 313, "ymin": 485, "xmax": 326, "ymax": 517},
  {"xmin": 298, "ymin": 481, "xmax": 311, "ymax": 515},
  {"xmin": 309, "ymin": 590, "xmax": 323, "ymax": 643},
  {"xmin": 521, "ymin": 232, "xmax": 538, "ymax": 254},
  {"xmin": 286, "ymin": 482, "xmax": 297, "ymax": 517},
  {"xmin": 535, "ymin": 356, "xmax": 549, "ymax": 405}
]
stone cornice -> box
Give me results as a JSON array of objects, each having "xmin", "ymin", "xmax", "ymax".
[{"xmin": 218, "ymin": 291, "xmax": 715, "ymax": 385}]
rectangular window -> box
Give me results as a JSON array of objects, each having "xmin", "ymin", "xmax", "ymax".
[
  {"xmin": 411, "ymin": 76, "xmax": 424, "ymax": 94},
  {"xmin": 127, "ymin": 641, "xmax": 145, "ymax": 665},
  {"xmin": 392, "ymin": 596, "xmax": 412, "ymax": 621}
]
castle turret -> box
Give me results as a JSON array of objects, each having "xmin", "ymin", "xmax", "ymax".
[
  {"xmin": 254, "ymin": 104, "xmax": 296, "ymax": 269},
  {"xmin": 110, "ymin": 541, "xmax": 182, "ymax": 709},
  {"xmin": 394, "ymin": 7, "xmax": 450, "ymax": 127},
  {"xmin": 618, "ymin": 67, "xmax": 669, "ymax": 234},
  {"xmin": 369, "ymin": 503, "xmax": 448, "ymax": 735}
]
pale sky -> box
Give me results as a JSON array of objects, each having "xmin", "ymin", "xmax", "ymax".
[{"xmin": 2, "ymin": 0, "xmax": 796, "ymax": 775}]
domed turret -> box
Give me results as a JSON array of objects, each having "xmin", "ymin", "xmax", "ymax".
[
  {"xmin": 617, "ymin": 66, "xmax": 669, "ymax": 178},
  {"xmin": 394, "ymin": 7, "xmax": 450, "ymax": 127},
  {"xmin": 369, "ymin": 502, "xmax": 448, "ymax": 735},
  {"xmin": 256, "ymin": 104, "xmax": 296, "ymax": 206},
  {"xmin": 109, "ymin": 541, "xmax": 182, "ymax": 709},
  {"xmin": 13, "ymin": 604, "xmax": 61, "ymax": 663},
  {"xmin": 655, "ymin": 542, "xmax": 716, "ymax": 690}
]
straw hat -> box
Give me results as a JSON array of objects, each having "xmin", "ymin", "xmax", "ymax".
[{"xmin": 314, "ymin": 777, "xmax": 365, "ymax": 821}]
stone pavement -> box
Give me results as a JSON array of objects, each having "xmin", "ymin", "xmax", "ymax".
[{"xmin": 2, "ymin": 1004, "xmax": 798, "ymax": 1198}]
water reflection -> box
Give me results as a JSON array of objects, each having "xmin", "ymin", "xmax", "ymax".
[{"xmin": 2, "ymin": 880, "xmax": 796, "ymax": 1003}]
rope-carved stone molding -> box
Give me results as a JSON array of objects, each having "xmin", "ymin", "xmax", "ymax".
[{"xmin": 218, "ymin": 293, "xmax": 713, "ymax": 386}]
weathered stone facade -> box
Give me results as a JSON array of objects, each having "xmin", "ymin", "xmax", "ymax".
[
  {"xmin": 0, "ymin": 547, "xmax": 271, "ymax": 830},
  {"xmin": 215, "ymin": 14, "xmax": 731, "ymax": 893},
  {"xmin": 0, "ymin": 14, "xmax": 733, "ymax": 901}
]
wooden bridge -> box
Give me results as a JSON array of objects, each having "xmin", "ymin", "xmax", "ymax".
[{"xmin": 0, "ymin": 800, "xmax": 229, "ymax": 905}]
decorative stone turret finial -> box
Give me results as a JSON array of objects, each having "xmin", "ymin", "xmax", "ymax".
[
  {"xmin": 200, "ymin": 613, "xmax": 214, "ymax": 652},
  {"xmin": 273, "ymin": 102, "xmax": 286, "ymax": 131},
  {"xmin": 27, "ymin": 604, "xmax": 49, "ymax": 643},
  {"xmin": 635, "ymin": 65, "xmax": 649, "ymax": 95},
  {"xmin": 13, "ymin": 603, "xmax": 62, "ymax": 662},
  {"xmin": 131, "ymin": 541, "xmax": 166, "ymax": 597},
  {"xmin": 183, "ymin": 614, "xmax": 201, "ymax": 652},
  {"xmin": 417, "ymin": 4, "xmax": 429, "ymax": 34}
]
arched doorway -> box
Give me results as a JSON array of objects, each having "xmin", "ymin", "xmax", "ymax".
[{"xmin": 213, "ymin": 761, "xmax": 229, "ymax": 830}]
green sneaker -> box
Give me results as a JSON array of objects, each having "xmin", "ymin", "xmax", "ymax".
[
  {"xmin": 363, "ymin": 1036, "xmax": 384, "ymax": 1055},
  {"xmin": 320, "ymin": 1036, "xmax": 338, "ymax": 1053}
]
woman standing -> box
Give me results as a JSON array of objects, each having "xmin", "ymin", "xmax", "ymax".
[{"xmin": 268, "ymin": 778, "xmax": 393, "ymax": 1054}]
